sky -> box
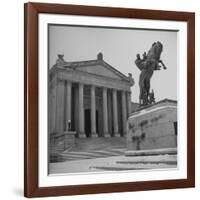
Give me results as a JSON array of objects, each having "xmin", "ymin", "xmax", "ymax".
[{"xmin": 49, "ymin": 25, "xmax": 177, "ymax": 103}]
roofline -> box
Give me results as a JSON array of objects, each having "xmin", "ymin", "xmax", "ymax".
[
  {"xmin": 50, "ymin": 57, "xmax": 134, "ymax": 84},
  {"xmin": 101, "ymin": 60, "xmax": 130, "ymax": 81}
]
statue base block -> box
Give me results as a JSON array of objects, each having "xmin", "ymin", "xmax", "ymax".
[{"xmin": 127, "ymin": 99, "xmax": 177, "ymax": 151}]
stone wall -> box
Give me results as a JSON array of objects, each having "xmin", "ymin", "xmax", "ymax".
[{"xmin": 49, "ymin": 131, "xmax": 76, "ymax": 154}]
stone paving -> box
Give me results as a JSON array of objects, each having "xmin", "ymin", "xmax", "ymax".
[
  {"xmin": 49, "ymin": 154, "xmax": 177, "ymax": 174},
  {"xmin": 49, "ymin": 137, "xmax": 177, "ymax": 174}
]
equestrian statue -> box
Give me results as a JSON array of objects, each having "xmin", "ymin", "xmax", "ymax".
[{"xmin": 135, "ymin": 41, "xmax": 167, "ymax": 106}]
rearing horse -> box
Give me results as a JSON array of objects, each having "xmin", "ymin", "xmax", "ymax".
[{"xmin": 135, "ymin": 41, "xmax": 167, "ymax": 105}]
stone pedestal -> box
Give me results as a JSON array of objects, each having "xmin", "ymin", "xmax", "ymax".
[
  {"xmin": 127, "ymin": 100, "xmax": 177, "ymax": 151},
  {"xmin": 50, "ymin": 131, "xmax": 76, "ymax": 153},
  {"xmin": 63, "ymin": 131, "xmax": 76, "ymax": 150}
]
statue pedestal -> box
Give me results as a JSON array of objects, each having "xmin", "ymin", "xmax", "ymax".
[{"xmin": 127, "ymin": 99, "xmax": 177, "ymax": 152}]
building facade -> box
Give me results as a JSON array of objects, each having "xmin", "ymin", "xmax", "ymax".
[{"xmin": 49, "ymin": 53, "xmax": 134, "ymax": 138}]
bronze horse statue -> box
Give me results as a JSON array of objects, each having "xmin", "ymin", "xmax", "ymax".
[{"xmin": 135, "ymin": 41, "xmax": 167, "ymax": 105}]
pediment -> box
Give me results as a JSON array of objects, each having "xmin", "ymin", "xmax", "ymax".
[{"xmin": 75, "ymin": 62, "xmax": 127, "ymax": 81}]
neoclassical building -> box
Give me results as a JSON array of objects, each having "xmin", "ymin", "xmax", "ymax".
[{"xmin": 49, "ymin": 53, "xmax": 134, "ymax": 138}]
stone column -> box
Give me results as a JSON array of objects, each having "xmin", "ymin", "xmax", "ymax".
[
  {"xmin": 122, "ymin": 91, "xmax": 128, "ymax": 136},
  {"xmin": 74, "ymin": 86, "xmax": 79, "ymax": 135},
  {"xmin": 55, "ymin": 79, "xmax": 65, "ymax": 134},
  {"xmin": 112, "ymin": 89, "xmax": 119, "ymax": 136},
  {"xmin": 65, "ymin": 81, "xmax": 72, "ymax": 131},
  {"xmin": 78, "ymin": 83, "xmax": 85, "ymax": 137},
  {"xmin": 91, "ymin": 85, "xmax": 97, "ymax": 137},
  {"xmin": 103, "ymin": 87, "xmax": 109, "ymax": 137},
  {"xmin": 127, "ymin": 91, "xmax": 132, "ymax": 118}
]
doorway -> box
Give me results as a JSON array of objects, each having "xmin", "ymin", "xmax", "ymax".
[
  {"xmin": 84, "ymin": 109, "xmax": 99, "ymax": 137},
  {"xmin": 96, "ymin": 110, "xmax": 99, "ymax": 135},
  {"xmin": 173, "ymin": 121, "xmax": 177, "ymax": 136},
  {"xmin": 85, "ymin": 109, "xmax": 91, "ymax": 137}
]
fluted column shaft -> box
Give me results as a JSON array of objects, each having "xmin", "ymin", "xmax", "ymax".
[
  {"xmin": 66, "ymin": 81, "xmax": 72, "ymax": 131},
  {"xmin": 55, "ymin": 79, "xmax": 65, "ymax": 133},
  {"xmin": 122, "ymin": 91, "xmax": 127, "ymax": 135},
  {"xmin": 127, "ymin": 92, "xmax": 132, "ymax": 117},
  {"xmin": 78, "ymin": 83, "xmax": 85, "ymax": 136},
  {"xmin": 91, "ymin": 85, "xmax": 96, "ymax": 136},
  {"xmin": 112, "ymin": 89, "xmax": 119, "ymax": 135},
  {"xmin": 103, "ymin": 87, "xmax": 108, "ymax": 136}
]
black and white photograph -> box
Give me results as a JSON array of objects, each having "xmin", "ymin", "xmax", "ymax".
[
  {"xmin": 0, "ymin": 0, "xmax": 197, "ymax": 199},
  {"xmin": 23, "ymin": 2, "xmax": 195, "ymax": 197},
  {"xmin": 48, "ymin": 24, "xmax": 178, "ymax": 175}
]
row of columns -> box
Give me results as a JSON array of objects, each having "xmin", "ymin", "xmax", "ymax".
[{"xmin": 64, "ymin": 81, "xmax": 131, "ymax": 137}]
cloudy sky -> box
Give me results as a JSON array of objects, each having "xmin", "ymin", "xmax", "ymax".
[{"xmin": 49, "ymin": 25, "xmax": 177, "ymax": 103}]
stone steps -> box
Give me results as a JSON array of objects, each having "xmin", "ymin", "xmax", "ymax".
[
  {"xmin": 50, "ymin": 137, "xmax": 126, "ymax": 163},
  {"xmin": 60, "ymin": 148, "xmax": 126, "ymax": 161}
]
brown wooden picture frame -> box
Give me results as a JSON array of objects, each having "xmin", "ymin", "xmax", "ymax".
[{"xmin": 24, "ymin": 2, "xmax": 195, "ymax": 198}]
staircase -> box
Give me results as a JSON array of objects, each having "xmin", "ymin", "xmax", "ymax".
[{"xmin": 50, "ymin": 137, "xmax": 126, "ymax": 163}]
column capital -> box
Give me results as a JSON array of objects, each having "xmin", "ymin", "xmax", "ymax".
[
  {"xmin": 103, "ymin": 87, "xmax": 108, "ymax": 93},
  {"xmin": 67, "ymin": 80, "xmax": 72, "ymax": 84},
  {"xmin": 79, "ymin": 82, "xmax": 84, "ymax": 87},
  {"xmin": 91, "ymin": 84, "xmax": 95, "ymax": 89},
  {"xmin": 121, "ymin": 90, "xmax": 126, "ymax": 94},
  {"xmin": 112, "ymin": 88, "xmax": 117, "ymax": 93},
  {"xmin": 57, "ymin": 78, "xmax": 65, "ymax": 84}
]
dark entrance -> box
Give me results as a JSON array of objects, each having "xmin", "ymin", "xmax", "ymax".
[
  {"xmin": 173, "ymin": 121, "xmax": 177, "ymax": 136},
  {"xmin": 96, "ymin": 110, "xmax": 99, "ymax": 135},
  {"xmin": 85, "ymin": 109, "xmax": 91, "ymax": 137},
  {"xmin": 84, "ymin": 109, "xmax": 99, "ymax": 137}
]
